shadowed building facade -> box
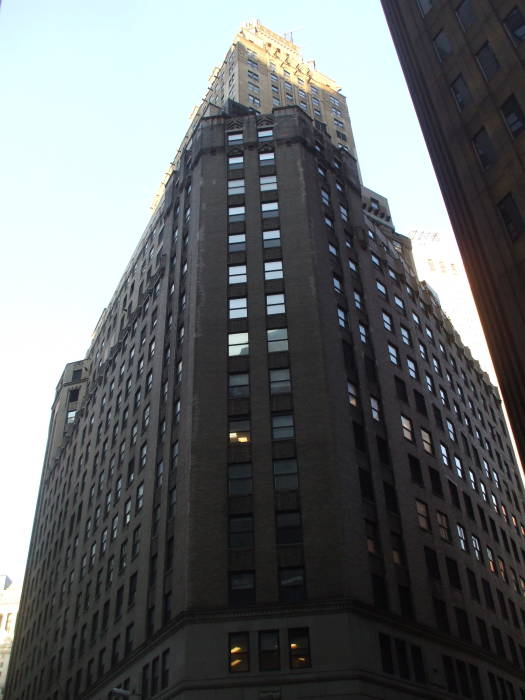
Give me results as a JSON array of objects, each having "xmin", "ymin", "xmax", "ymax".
[
  {"xmin": 5, "ymin": 21, "xmax": 525, "ymax": 700},
  {"xmin": 380, "ymin": 0, "xmax": 525, "ymax": 467}
]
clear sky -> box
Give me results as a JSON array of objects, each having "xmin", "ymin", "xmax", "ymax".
[{"xmin": 0, "ymin": 0, "xmax": 463, "ymax": 582}]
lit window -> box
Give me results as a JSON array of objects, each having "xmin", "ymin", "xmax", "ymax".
[
  {"xmin": 288, "ymin": 628, "xmax": 311, "ymax": 669},
  {"xmin": 229, "ymin": 419, "xmax": 250, "ymax": 444},
  {"xmin": 264, "ymin": 260, "xmax": 283, "ymax": 280},
  {"xmin": 229, "ymin": 297, "xmax": 248, "ymax": 319},
  {"xmin": 266, "ymin": 293, "xmax": 285, "ymax": 315},
  {"xmin": 228, "ymin": 332, "xmax": 249, "ymax": 357},
  {"xmin": 229, "ymin": 632, "xmax": 249, "ymax": 673}
]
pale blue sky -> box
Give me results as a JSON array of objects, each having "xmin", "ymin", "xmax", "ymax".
[{"xmin": 0, "ymin": 0, "xmax": 456, "ymax": 581}]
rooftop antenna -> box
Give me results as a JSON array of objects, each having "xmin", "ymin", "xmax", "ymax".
[{"xmin": 283, "ymin": 26, "xmax": 304, "ymax": 43}]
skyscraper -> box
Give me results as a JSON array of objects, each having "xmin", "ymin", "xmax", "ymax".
[
  {"xmin": 6, "ymin": 21, "xmax": 525, "ymax": 700},
  {"xmin": 380, "ymin": 0, "xmax": 525, "ymax": 467}
]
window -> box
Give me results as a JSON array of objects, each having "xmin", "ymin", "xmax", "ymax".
[
  {"xmin": 472, "ymin": 127, "xmax": 495, "ymax": 168},
  {"xmin": 370, "ymin": 396, "xmax": 380, "ymax": 421},
  {"xmin": 260, "ymin": 175, "xmax": 277, "ymax": 192},
  {"xmin": 229, "ymin": 515, "xmax": 254, "ymax": 549},
  {"xmin": 258, "ymin": 128, "xmax": 273, "ymax": 142},
  {"xmin": 229, "ymin": 632, "xmax": 249, "ymax": 672},
  {"xmin": 451, "ymin": 74, "xmax": 472, "ymax": 110},
  {"xmin": 263, "ymin": 229, "xmax": 281, "ymax": 248},
  {"xmin": 228, "ymin": 205, "xmax": 245, "ymax": 223},
  {"xmin": 267, "ymin": 327, "xmax": 288, "ymax": 353},
  {"xmin": 228, "ymin": 179, "xmax": 245, "ymax": 196},
  {"xmin": 272, "ymin": 414, "xmax": 294, "ymax": 439},
  {"xmin": 417, "ymin": 0, "xmax": 432, "ymax": 15},
  {"xmin": 358, "ymin": 323, "xmax": 367, "ymax": 343},
  {"xmin": 501, "ymin": 95, "xmax": 525, "ymax": 138},
  {"xmin": 229, "ymin": 372, "xmax": 249, "ymax": 398},
  {"xmin": 227, "ymin": 132, "xmax": 243, "ymax": 145},
  {"xmin": 407, "ymin": 357, "xmax": 418, "ymax": 379},
  {"xmin": 229, "ymin": 571, "xmax": 255, "ymax": 605},
  {"xmin": 433, "ymin": 29, "xmax": 452, "ymax": 61},
  {"xmin": 457, "ymin": 523, "xmax": 468, "ymax": 551},
  {"xmin": 229, "ymin": 297, "xmax": 247, "ymax": 320},
  {"xmin": 456, "ymin": 0, "xmax": 475, "ymax": 30},
  {"xmin": 288, "ymin": 628, "xmax": 310, "ymax": 668},
  {"xmin": 259, "ymin": 630, "xmax": 280, "ymax": 671},
  {"xmin": 454, "ymin": 455, "xmax": 464, "ymax": 479},
  {"xmin": 228, "ymin": 332, "xmax": 249, "ymax": 357},
  {"xmin": 401, "ymin": 415, "xmax": 414, "ymax": 442},
  {"xmin": 228, "ymin": 264, "xmax": 246, "ymax": 285},
  {"xmin": 270, "ymin": 367, "xmax": 291, "ymax": 395},
  {"xmin": 266, "ymin": 293, "xmax": 285, "ymax": 315},
  {"xmin": 498, "ymin": 192, "xmax": 525, "ymax": 240},
  {"xmin": 400, "ymin": 326, "xmax": 411, "ymax": 345},
  {"xmin": 348, "ymin": 258, "xmax": 358, "ymax": 272},
  {"xmin": 446, "ymin": 419, "xmax": 456, "ymax": 442},
  {"xmin": 333, "ymin": 275, "xmax": 343, "ymax": 294},
  {"xmin": 393, "ymin": 295, "xmax": 405, "ymax": 311},
  {"xmin": 354, "ymin": 290, "xmax": 362, "ymax": 310},
  {"xmin": 265, "ymin": 260, "xmax": 283, "ymax": 280},
  {"xmin": 504, "ymin": 7, "xmax": 525, "ymax": 44},
  {"xmin": 229, "ymin": 419, "xmax": 250, "ymax": 444},
  {"xmin": 273, "ymin": 458, "xmax": 298, "ymax": 490},
  {"xmin": 421, "ymin": 428, "xmax": 433, "ymax": 454},
  {"xmin": 347, "ymin": 381, "xmax": 358, "ymax": 407},
  {"xmin": 487, "ymin": 546, "xmax": 497, "ymax": 573},
  {"xmin": 388, "ymin": 343, "xmax": 399, "ymax": 365},
  {"xmin": 259, "ymin": 151, "xmax": 275, "ymax": 166},
  {"xmin": 228, "ymin": 462, "xmax": 252, "ymax": 495},
  {"xmin": 476, "ymin": 42, "xmax": 500, "ymax": 80},
  {"xmin": 376, "ymin": 280, "xmax": 387, "ymax": 296},
  {"xmin": 337, "ymin": 307, "xmax": 347, "ymax": 328},
  {"xmin": 228, "ymin": 155, "xmax": 244, "ymax": 170},
  {"xmin": 436, "ymin": 511, "xmax": 450, "ymax": 541},
  {"xmin": 261, "ymin": 201, "xmax": 279, "ymax": 218},
  {"xmin": 425, "ymin": 373, "xmax": 435, "ymax": 393},
  {"xmin": 416, "ymin": 500, "xmax": 431, "ymax": 531}
]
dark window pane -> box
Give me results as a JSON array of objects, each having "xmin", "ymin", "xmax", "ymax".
[
  {"xmin": 476, "ymin": 42, "xmax": 500, "ymax": 80},
  {"xmin": 472, "ymin": 127, "xmax": 496, "ymax": 168},
  {"xmin": 456, "ymin": 0, "xmax": 476, "ymax": 30},
  {"xmin": 379, "ymin": 633, "xmax": 394, "ymax": 673},
  {"xmin": 501, "ymin": 95, "xmax": 525, "ymax": 138},
  {"xmin": 229, "ymin": 571, "xmax": 255, "ymax": 606},
  {"xmin": 417, "ymin": 0, "xmax": 433, "ymax": 15},
  {"xmin": 433, "ymin": 29, "xmax": 452, "ymax": 60},
  {"xmin": 498, "ymin": 193, "xmax": 525, "ymax": 240},
  {"xmin": 279, "ymin": 567, "xmax": 305, "ymax": 602},
  {"xmin": 451, "ymin": 74, "xmax": 472, "ymax": 110},
  {"xmin": 259, "ymin": 630, "xmax": 280, "ymax": 671},
  {"xmin": 504, "ymin": 7, "xmax": 525, "ymax": 44}
]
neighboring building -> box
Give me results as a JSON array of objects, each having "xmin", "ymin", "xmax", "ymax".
[
  {"xmin": 0, "ymin": 578, "xmax": 20, "ymax": 698},
  {"xmin": 380, "ymin": 0, "xmax": 525, "ymax": 467},
  {"xmin": 6, "ymin": 21, "xmax": 525, "ymax": 700},
  {"xmin": 408, "ymin": 230, "xmax": 496, "ymax": 382}
]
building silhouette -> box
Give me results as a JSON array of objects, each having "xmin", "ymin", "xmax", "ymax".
[
  {"xmin": 380, "ymin": 0, "xmax": 525, "ymax": 468},
  {"xmin": 6, "ymin": 21, "xmax": 525, "ymax": 700},
  {"xmin": 0, "ymin": 577, "xmax": 20, "ymax": 699}
]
